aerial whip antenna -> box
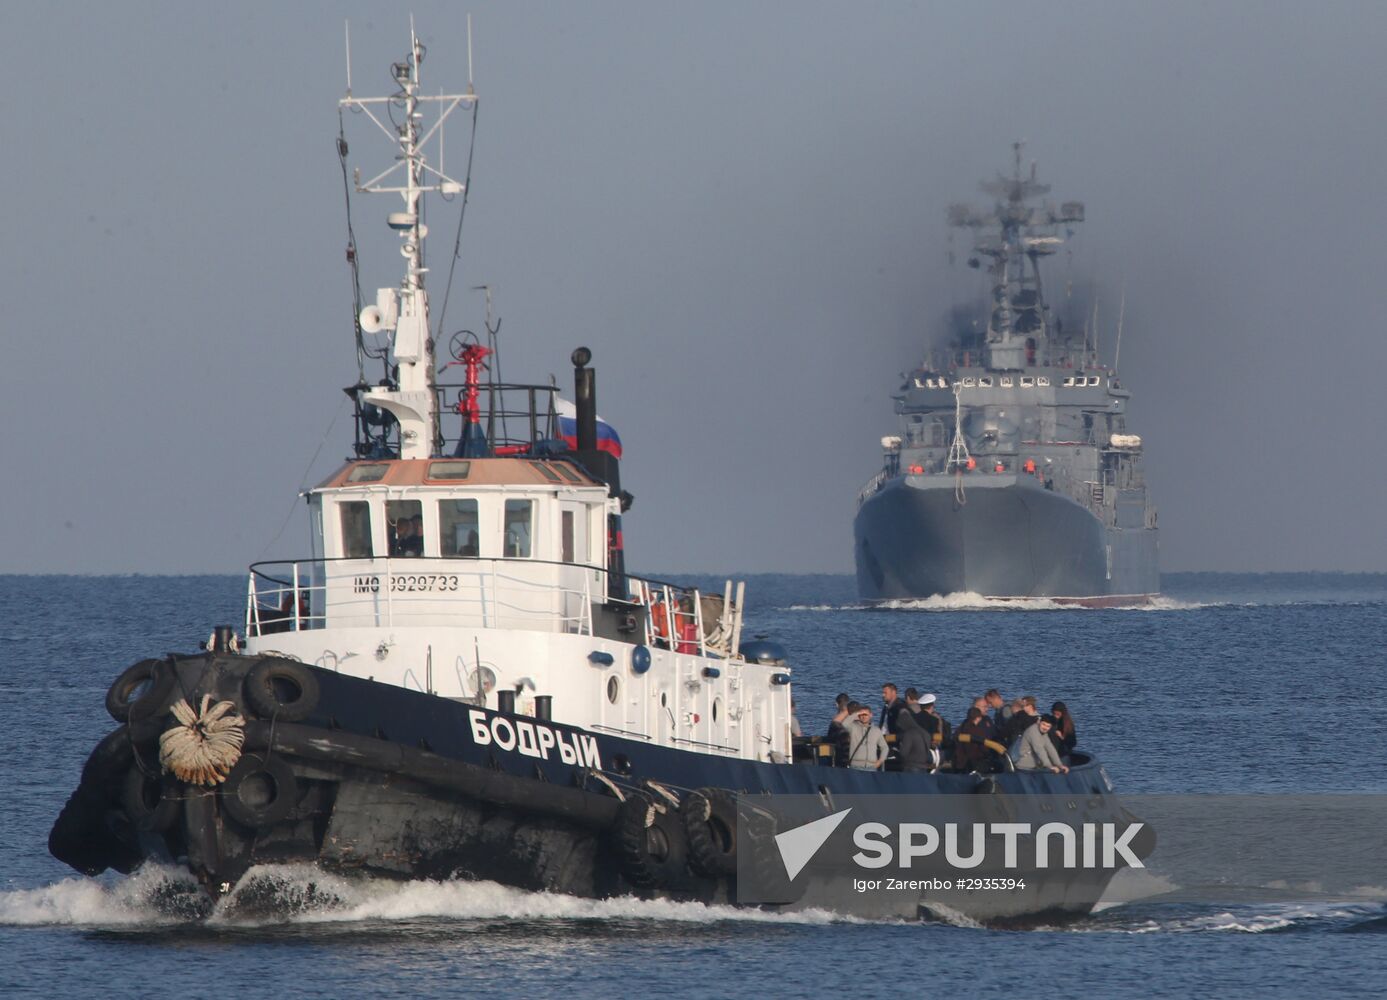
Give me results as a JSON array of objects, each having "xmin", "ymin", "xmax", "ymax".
[
  {"xmin": 1090, "ymin": 299, "xmax": 1099, "ymax": 367},
  {"xmin": 467, "ymin": 14, "xmax": 475, "ymax": 94},
  {"xmin": 344, "ymin": 21, "xmax": 353, "ymax": 94}
]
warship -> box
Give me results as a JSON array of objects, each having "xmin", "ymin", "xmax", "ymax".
[
  {"xmin": 47, "ymin": 39, "xmax": 1143, "ymax": 924},
  {"xmin": 854, "ymin": 147, "xmax": 1159, "ymax": 604}
]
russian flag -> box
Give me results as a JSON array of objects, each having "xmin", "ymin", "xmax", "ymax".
[{"xmin": 555, "ymin": 398, "xmax": 623, "ymax": 459}]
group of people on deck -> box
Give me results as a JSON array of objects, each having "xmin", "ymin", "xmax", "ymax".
[{"xmin": 820, "ymin": 684, "xmax": 1078, "ymax": 774}]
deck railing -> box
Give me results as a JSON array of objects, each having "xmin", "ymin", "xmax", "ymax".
[{"xmin": 245, "ymin": 557, "xmax": 746, "ymax": 659}]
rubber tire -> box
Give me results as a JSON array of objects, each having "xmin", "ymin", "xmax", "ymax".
[
  {"xmin": 244, "ymin": 659, "xmax": 320, "ymax": 722},
  {"xmin": 81, "ymin": 727, "xmax": 135, "ymax": 787},
  {"xmin": 50, "ymin": 729, "xmax": 143, "ymax": 876},
  {"xmin": 105, "ymin": 659, "xmax": 177, "ymax": 739},
  {"xmin": 682, "ymin": 787, "xmax": 739, "ymax": 879},
  {"xmin": 743, "ymin": 806, "xmax": 805, "ymax": 904},
  {"xmin": 121, "ymin": 765, "xmax": 181, "ymax": 833},
  {"xmin": 614, "ymin": 791, "xmax": 689, "ymax": 889},
  {"xmin": 49, "ymin": 789, "xmax": 141, "ymax": 876},
  {"xmin": 220, "ymin": 752, "xmax": 298, "ymax": 829}
]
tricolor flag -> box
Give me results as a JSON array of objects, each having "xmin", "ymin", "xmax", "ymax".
[{"xmin": 555, "ymin": 398, "xmax": 623, "ymax": 459}]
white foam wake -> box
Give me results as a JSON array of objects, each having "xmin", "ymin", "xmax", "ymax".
[
  {"xmin": 0, "ymin": 864, "xmax": 858, "ymax": 929},
  {"xmin": 0, "ymin": 867, "xmax": 191, "ymax": 927}
]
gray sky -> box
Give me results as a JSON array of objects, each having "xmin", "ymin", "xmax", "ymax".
[{"xmin": 4, "ymin": 1, "xmax": 1386, "ymax": 575}]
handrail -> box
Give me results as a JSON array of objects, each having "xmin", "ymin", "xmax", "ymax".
[{"xmin": 245, "ymin": 554, "xmax": 744, "ymax": 654}]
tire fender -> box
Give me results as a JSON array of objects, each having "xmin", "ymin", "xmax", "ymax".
[
  {"xmin": 219, "ymin": 751, "xmax": 298, "ymax": 829},
  {"xmin": 243, "ymin": 659, "xmax": 320, "ymax": 722},
  {"xmin": 105, "ymin": 659, "xmax": 177, "ymax": 739},
  {"xmin": 682, "ymin": 787, "xmax": 739, "ymax": 879}
]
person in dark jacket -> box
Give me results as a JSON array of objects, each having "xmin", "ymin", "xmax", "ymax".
[
  {"xmin": 954, "ymin": 706, "xmax": 993, "ymax": 773},
  {"xmin": 985, "ymin": 689, "xmax": 1012, "ymax": 730},
  {"xmin": 826, "ymin": 694, "xmax": 851, "ymax": 766},
  {"xmin": 919, "ymin": 693, "xmax": 952, "ymax": 741},
  {"xmin": 911, "ymin": 693, "xmax": 951, "ymax": 766},
  {"xmin": 879, "ymin": 683, "xmax": 906, "ymax": 735},
  {"xmin": 893, "ymin": 705, "xmax": 935, "ymax": 772},
  {"xmin": 1049, "ymin": 701, "xmax": 1077, "ymax": 758},
  {"xmin": 1001, "ymin": 696, "xmax": 1039, "ymax": 744},
  {"xmin": 964, "ymin": 696, "xmax": 996, "ymax": 742}
]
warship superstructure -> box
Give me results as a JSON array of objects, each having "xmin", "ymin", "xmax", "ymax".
[{"xmin": 855, "ymin": 147, "xmax": 1159, "ymax": 604}]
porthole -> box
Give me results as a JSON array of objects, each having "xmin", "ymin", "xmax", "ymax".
[
  {"xmin": 606, "ymin": 676, "xmax": 619, "ymax": 704},
  {"xmin": 712, "ymin": 697, "xmax": 721, "ymax": 723}
]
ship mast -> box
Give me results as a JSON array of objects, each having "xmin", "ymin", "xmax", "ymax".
[
  {"xmin": 947, "ymin": 142, "xmax": 1084, "ymax": 370},
  {"xmin": 341, "ymin": 24, "xmax": 477, "ymax": 459}
]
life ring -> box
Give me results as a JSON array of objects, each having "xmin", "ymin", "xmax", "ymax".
[
  {"xmin": 105, "ymin": 659, "xmax": 177, "ymax": 739},
  {"xmin": 121, "ymin": 765, "xmax": 181, "ymax": 833},
  {"xmin": 682, "ymin": 787, "xmax": 739, "ymax": 878},
  {"xmin": 219, "ymin": 751, "xmax": 298, "ymax": 829},
  {"xmin": 244, "ymin": 659, "xmax": 320, "ymax": 722},
  {"xmin": 613, "ymin": 790, "xmax": 688, "ymax": 888}
]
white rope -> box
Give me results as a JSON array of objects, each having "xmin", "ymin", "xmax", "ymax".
[
  {"xmin": 644, "ymin": 780, "xmax": 682, "ymax": 810},
  {"xmin": 159, "ymin": 695, "xmax": 246, "ymax": 787},
  {"xmin": 589, "ymin": 770, "xmax": 626, "ymax": 802}
]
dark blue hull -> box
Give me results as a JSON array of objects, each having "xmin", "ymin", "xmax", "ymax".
[
  {"xmin": 52, "ymin": 653, "xmax": 1133, "ymax": 922},
  {"xmin": 854, "ymin": 477, "xmax": 1159, "ymax": 601}
]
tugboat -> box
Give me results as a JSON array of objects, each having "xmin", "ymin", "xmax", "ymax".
[
  {"xmin": 49, "ymin": 36, "xmax": 1141, "ymax": 923},
  {"xmin": 854, "ymin": 146, "xmax": 1159, "ymax": 604}
]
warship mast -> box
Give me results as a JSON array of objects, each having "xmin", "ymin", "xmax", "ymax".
[{"xmin": 947, "ymin": 141, "xmax": 1085, "ymax": 370}]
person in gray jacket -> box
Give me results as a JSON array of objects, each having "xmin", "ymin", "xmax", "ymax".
[
  {"xmin": 843, "ymin": 704, "xmax": 889, "ymax": 770},
  {"xmin": 1011, "ymin": 715, "xmax": 1069, "ymax": 773}
]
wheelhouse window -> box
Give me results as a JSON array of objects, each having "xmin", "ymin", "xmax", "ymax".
[
  {"xmin": 386, "ymin": 499, "xmax": 423, "ymax": 557},
  {"xmin": 340, "ymin": 501, "xmax": 373, "ymax": 558},
  {"xmin": 504, "ymin": 499, "xmax": 533, "ymax": 558},
  {"xmin": 439, "ymin": 498, "xmax": 480, "ymax": 557},
  {"xmin": 346, "ymin": 463, "xmax": 389, "ymax": 483},
  {"xmin": 562, "ymin": 510, "xmax": 575, "ymax": 563},
  {"xmin": 426, "ymin": 461, "xmax": 471, "ymax": 481}
]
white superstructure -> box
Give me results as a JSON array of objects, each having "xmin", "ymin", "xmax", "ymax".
[{"xmin": 242, "ymin": 29, "xmax": 792, "ymax": 765}]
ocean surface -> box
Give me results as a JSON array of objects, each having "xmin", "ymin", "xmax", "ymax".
[{"xmin": 2, "ymin": 572, "xmax": 1385, "ymax": 998}]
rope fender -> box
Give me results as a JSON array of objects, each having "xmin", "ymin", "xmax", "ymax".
[{"xmin": 159, "ymin": 695, "xmax": 246, "ymax": 786}]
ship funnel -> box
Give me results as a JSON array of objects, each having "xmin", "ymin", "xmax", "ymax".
[
  {"xmin": 572, "ymin": 347, "xmax": 597, "ymax": 453},
  {"xmin": 570, "ymin": 347, "xmax": 627, "ymax": 601}
]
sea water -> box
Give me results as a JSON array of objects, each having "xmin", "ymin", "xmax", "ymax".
[{"xmin": 2, "ymin": 573, "xmax": 1384, "ymax": 998}]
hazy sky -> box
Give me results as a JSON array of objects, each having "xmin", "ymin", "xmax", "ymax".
[{"xmin": 4, "ymin": 1, "xmax": 1386, "ymax": 575}]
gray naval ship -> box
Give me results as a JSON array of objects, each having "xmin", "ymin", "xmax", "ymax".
[{"xmin": 855, "ymin": 147, "xmax": 1159, "ymax": 605}]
